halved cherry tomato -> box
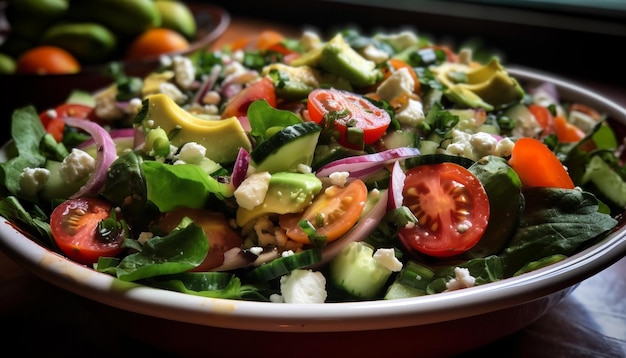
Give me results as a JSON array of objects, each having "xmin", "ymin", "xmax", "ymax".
[
  {"xmin": 222, "ymin": 77, "xmax": 277, "ymax": 118},
  {"xmin": 255, "ymin": 30, "xmax": 286, "ymax": 50},
  {"xmin": 157, "ymin": 208, "xmax": 244, "ymax": 272},
  {"xmin": 39, "ymin": 103, "xmax": 99, "ymax": 142},
  {"xmin": 398, "ymin": 162, "xmax": 490, "ymax": 258},
  {"xmin": 553, "ymin": 115, "xmax": 586, "ymax": 143},
  {"xmin": 307, "ymin": 88, "xmax": 391, "ymax": 148},
  {"xmin": 50, "ymin": 197, "xmax": 125, "ymax": 265},
  {"xmin": 279, "ymin": 179, "xmax": 368, "ymax": 244},
  {"xmin": 227, "ymin": 37, "xmax": 251, "ymax": 52},
  {"xmin": 528, "ymin": 104, "xmax": 554, "ymax": 137},
  {"xmin": 508, "ymin": 137, "xmax": 575, "ymax": 189}
]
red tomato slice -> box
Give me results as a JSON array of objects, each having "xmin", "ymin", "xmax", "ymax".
[
  {"xmin": 39, "ymin": 103, "xmax": 99, "ymax": 142},
  {"xmin": 553, "ymin": 115, "xmax": 586, "ymax": 143},
  {"xmin": 157, "ymin": 208, "xmax": 244, "ymax": 271},
  {"xmin": 307, "ymin": 88, "xmax": 391, "ymax": 148},
  {"xmin": 222, "ymin": 77, "xmax": 277, "ymax": 118},
  {"xmin": 528, "ymin": 104, "xmax": 554, "ymax": 138},
  {"xmin": 279, "ymin": 179, "xmax": 368, "ymax": 244},
  {"xmin": 50, "ymin": 197, "xmax": 124, "ymax": 265},
  {"xmin": 398, "ymin": 163, "xmax": 490, "ymax": 258}
]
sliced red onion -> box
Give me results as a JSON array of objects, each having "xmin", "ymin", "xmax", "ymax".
[
  {"xmin": 221, "ymin": 82, "xmax": 243, "ymax": 100},
  {"xmin": 209, "ymin": 247, "xmax": 258, "ymax": 272},
  {"xmin": 235, "ymin": 115, "xmax": 251, "ymax": 132},
  {"xmin": 63, "ymin": 117, "xmax": 118, "ymax": 198},
  {"xmin": 133, "ymin": 127, "xmax": 146, "ymax": 149},
  {"xmin": 192, "ymin": 64, "xmax": 222, "ymax": 106},
  {"xmin": 529, "ymin": 82, "xmax": 559, "ymax": 105},
  {"xmin": 210, "ymin": 247, "xmax": 279, "ymax": 272},
  {"xmin": 77, "ymin": 128, "xmax": 136, "ymax": 149},
  {"xmin": 388, "ymin": 161, "xmax": 406, "ymax": 211},
  {"xmin": 231, "ymin": 147, "xmax": 250, "ymax": 188},
  {"xmin": 220, "ymin": 70, "xmax": 259, "ymax": 101},
  {"xmin": 315, "ymin": 147, "xmax": 420, "ymax": 178}
]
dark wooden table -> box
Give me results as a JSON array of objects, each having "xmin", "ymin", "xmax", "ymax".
[{"xmin": 1, "ymin": 11, "xmax": 625, "ymax": 358}]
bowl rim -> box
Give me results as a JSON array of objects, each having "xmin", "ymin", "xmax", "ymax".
[{"xmin": 0, "ymin": 67, "xmax": 625, "ymax": 333}]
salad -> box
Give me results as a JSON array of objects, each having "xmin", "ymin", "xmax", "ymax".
[{"xmin": 0, "ymin": 28, "xmax": 623, "ymax": 304}]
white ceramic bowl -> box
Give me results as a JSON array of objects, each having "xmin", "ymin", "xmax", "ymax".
[{"xmin": 0, "ymin": 67, "xmax": 625, "ymax": 357}]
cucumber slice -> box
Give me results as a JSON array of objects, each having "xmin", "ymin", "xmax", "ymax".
[
  {"xmin": 251, "ymin": 121, "xmax": 322, "ymax": 173},
  {"xmin": 382, "ymin": 130, "xmax": 418, "ymax": 149},
  {"xmin": 384, "ymin": 281, "xmax": 427, "ymax": 300},
  {"xmin": 329, "ymin": 241, "xmax": 392, "ymax": 300},
  {"xmin": 582, "ymin": 154, "xmax": 626, "ymax": 207},
  {"xmin": 65, "ymin": 89, "xmax": 96, "ymax": 107},
  {"xmin": 246, "ymin": 248, "xmax": 322, "ymax": 282},
  {"xmin": 40, "ymin": 160, "xmax": 85, "ymax": 200},
  {"xmin": 311, "ymin": 142, "xmax": 363, "ymax": 171}
]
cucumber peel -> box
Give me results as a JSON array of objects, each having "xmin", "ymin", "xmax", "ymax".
[{"xmin": 251, "ymin": 121, "xmax": 322, "ymax": 173}]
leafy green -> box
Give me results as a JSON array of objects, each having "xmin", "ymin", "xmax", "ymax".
[
  {"xmin": 96, "ymin": 223, "xmax": 208, "ymax": 281},
  {"xmin": 142, "ymin": 161, "xmax": 234, "ymax": 212},
  {"xmin": 466, "ymin": 156, "xmax": 523, "ymax": 257},
  {"xmin": 419, "ymin": 102, "xmax": 459, "ymax": 138},
  {"xmin": 502, "ymin": 187, "xmax": 618, "ymax": 276},
  {"xmin": 0, "ymin": 196, "xmax": 52, "ymax": 247},
  {"xmin": 148, "ymin": 272, "xmax": 260, "ymax": 299},
  {"xmin": 247, "ymin": 100, "xmax": 302, "ymax": 143},
  {"xmin": 422, "ymin": 255, "xmax": 505, "ymax": 294},
  {"xmin": 100, "ymin": 151, "xmax": 159, "ymax": 231},
  {"xmin": 0, "ymin": 107, "xmax": 47, "ymax": 202}
]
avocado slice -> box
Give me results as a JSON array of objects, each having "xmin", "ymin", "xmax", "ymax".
[
  {"xmin": 262, "ymin": 63, "xmax": 353, "ymax": 100},
  {"xmin": 137, "ymin": 94, "xmax": 252, "ymax": 164},
  {"xmin": 236, "ymin": 172, "xmax": 323, "ymax": 226},
  {"xmin": 291, "ymin": 33, "xmax": 382, "ymax": 87},
  {"xmin": 433, "ymin": 58, "xmax": 525, "ymax": 110}
]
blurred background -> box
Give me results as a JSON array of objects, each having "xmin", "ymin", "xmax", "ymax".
[{"xmin": 211, "ymin": 0, "xmax": 626, "ymax": 88}]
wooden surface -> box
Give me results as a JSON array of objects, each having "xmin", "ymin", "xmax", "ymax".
[{"xmin": 1, "ymin": 12, "xmax": 625, "ymax": 358}]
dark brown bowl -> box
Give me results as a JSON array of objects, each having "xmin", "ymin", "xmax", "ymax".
[{"xmin": 0, "ymin": 4, "xmax": 230, "ymax": 142}]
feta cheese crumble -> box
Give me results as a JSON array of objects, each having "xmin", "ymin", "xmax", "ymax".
[
  {"xmin": 234, "ymin": 172, "xmax": 272, "ymax": 210},
  {"xmin": 60, "ymin": 148, "xmax": 95, "ymax": 183},
  {"xmin": 177, "ymin": 142, "xmax": 207, "ymax": 164},
  {"xmin": 445, "ymin": 267, "xmax": 476, "ymax": 291},
  {"xmin": 376, "ymin": 67, "xmax": 415, "ymax": 101},
  {"xmin": 19, "ymin": 167, "xmax": 50, "ymax": 196},
  {"xmin": 373, "ymin": 248, "xmax": 403, "ymax": 272},
  {"xmin": 279, "ymin": 269, "xmax": 328, "ymax": 303}
]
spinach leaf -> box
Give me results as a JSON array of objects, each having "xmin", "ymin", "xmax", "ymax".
[
  {"xmin": 247, "ymin": 100, "xmax": 302, "ymax": 144},
  {"xmin": 100, "ymin": 151, "xmax": 158, "ymax": 231},
  {"xmin": 0, "ymin": 196, "xmax": 53, "ymax": 247},
  {"xmin": 142, "ymin": 161, "xmax": 234, "ymax": 212},
  {"xmin": 501, "ymin": 187, "xmax": 618, "ymax": 276},
  {"xmin": 96, "ymin": 223, "xmax": 208, "ymax": 282},
  {"xmin": 466, "ymin": 156, "xmax": 523, "ymax": 257},
  {"xmin": 426, "ymin": 255, "xmax": 505, "ymax": 294},
  {"xmin": 0, "ymin": 107, "xmax": 47, "ymax": 201},
  {"xmin": 148, "ymin": 272, "xmax": 259, "ymax": 299}
]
